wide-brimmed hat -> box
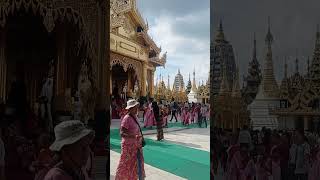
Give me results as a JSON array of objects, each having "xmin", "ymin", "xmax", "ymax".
[
  {"xmin": 125, "ymin": 99, "xmax": 140, "ymax": 110},
  {"xmin": 50, "ymin": 120, "xmax": 95, "ymax": 152}
]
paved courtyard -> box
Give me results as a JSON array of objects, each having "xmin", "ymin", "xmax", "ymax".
[{"xmin": 110, "ymin": 118, "xmax": 210, "ymax": 179}]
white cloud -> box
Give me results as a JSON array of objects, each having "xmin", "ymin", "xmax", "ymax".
[{"xmin": 147, "ymin": 12, "xmax": 210, "ymax": 87}]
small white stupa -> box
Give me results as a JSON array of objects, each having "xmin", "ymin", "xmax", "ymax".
[{"xmin": 188, "ymin": 68, "xmax": 198, "ymax": 103}]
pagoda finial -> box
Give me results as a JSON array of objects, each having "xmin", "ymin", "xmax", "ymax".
[
  {"xmin": 253, "ymin": 32, "xmax": 257, "ymax": 60},
  {"xmin": 219, "ymin": 19, "xmax": 223, "ymax": 31},
  {"xmin": 189, "ymin": 73, "xmax": 191, "ymax": 81},
  {"xmin": 192, "ymin": 67, "xmax": 197, "ymax": 91},
  {"xmin": 284, "ymin": 56, "xmax": 288, "ymax": 78},
  {"xmin": 167, "ymin": 75, "xmax": 170, "ymax": 89},
  {"xmin": 308, "ymin": 56, "xmax": 310, "ymax": 74},
  {"xmin": 265, "ymin": 16, "xmax": 274, "ymax": 46},
  {"xmin": 316, "ymin": 24, "xmax": 320, "ymax": 43},
  {"xmin": 295, "ymin": 49, "xmax": 299, "ymax": 74}
]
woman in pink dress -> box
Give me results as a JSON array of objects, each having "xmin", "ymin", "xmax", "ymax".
[
  {"xmin": 227, "ymin": 133, "xmax": 255, "ymax": 180},
  {"xmin": 182, "ymin": 107, "xmax": 190, "ymax": 126},
  {"xmin": 144, "ymin": 100, "xmax": 155, "ymax": 129},
  {"xmin": 115, "ymin": 99, "xmax": 145, "ymax": 180}
]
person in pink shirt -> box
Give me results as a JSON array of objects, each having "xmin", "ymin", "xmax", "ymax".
[
  {"xmin": 115, "ymin": 99, "xmax": 145, "ymax": 180},
  {"xmin": 143, "ymin": 99, "xmax": 155, "ymax": 129},
  {"xmin": 181, "ymin": 107, "xmax": 190, "ymax": 126},
  {"xmin": 44, "ymin": 120, "xmax": 94, "ymax": 180},
  {"xmin": 227, "ymin": 132, "xmax": 255, "ymax": 180}
]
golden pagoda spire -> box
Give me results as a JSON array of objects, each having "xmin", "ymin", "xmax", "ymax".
[
  {"xmin": 192, "ymin": 67, "xmax": 197, "ymax": 91},
  {"xmin": 284, "ymin": 56, "xmax": 288, "ymax": 79},
  {"xmin": 317, "ymin": 24, "xmax": 320, "ymax": 43},
  {"xmin": 167, "ymin": 75, "xmax": 170, "ymax": 90},
  {"xmin": 295, "ymin": 49, "xmax": 299, "ymax": 74},
  {"xmin": 307, "ymin": 56, "xmax": 310, "ymax": 75},
  {"xmin": 253, "ymin": 32, "xmax": 257, "ymax": 61},
  {"xmin": 216, "ymin": 19, "xmax": 225, "ymax": 41},
  {"xmin": 262, "ymin": 16, "xmax": 279, "ymax": 98}
]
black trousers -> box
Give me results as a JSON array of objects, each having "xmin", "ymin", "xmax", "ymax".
[{"xmin": 170, "ymin": 110, "xmax": 178, "ymax": 121}]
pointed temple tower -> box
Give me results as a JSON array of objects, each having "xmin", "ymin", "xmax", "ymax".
[
  {"xmin": 248, "ymin": 17, "xmax": 280, "ymax": 130},
  {"xmin": 211, "ymin": 20, "xmax": 236, "ymax": 97},
  {"xmin": 186, "ymin": 73, "xmax": 192, "ymax": 94},
  {"xmin": 242, "ymin": 33, "xmax": 262, "ymax": 104},
  {"xmin": 262, "ymin": 17, "xmax": 279, "ymax": 98},
  {"xmin": 173, "ymin": 69, "xmax": 185, "ymax": 92}
]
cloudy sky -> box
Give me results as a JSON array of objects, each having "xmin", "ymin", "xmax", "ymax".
[
  {"xmin": 137, "ymin": 0, "xmax": 210, "ymax": 87},
  {"xmin": 212, "ymin": 0, "xmax": 320, "ymax": 85}
]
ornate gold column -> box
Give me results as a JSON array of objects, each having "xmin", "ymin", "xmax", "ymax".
[
  {"xmin": 0, "ymin": 29, "xmax": 7, "ymax": 103},
  {"xmin": 150, "ymin": 70, "xmax": 155, "ymax": 98},
  {"xmin": 127, "ymin": 70, "xmax": 132, "ymax": 96},
  {"xmin": 141, "ymin": 62, "xmax": 147, "ymax": 97}
]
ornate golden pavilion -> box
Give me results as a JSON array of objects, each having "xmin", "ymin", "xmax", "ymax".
[
  {"xmin": 0, "ymin": 0, "xmax": 109, "ymax": 142},
  {"xmin": 110, "ymin": 0, "xmax": 166, "ymax": 100}
]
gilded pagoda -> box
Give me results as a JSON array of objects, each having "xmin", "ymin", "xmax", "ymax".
[
  {"xmin": 242, "ymin": 33, "xmax": 262, "ymax": 105},
  {"xmin": 211, "ymin": 20, "xmax": 236, "ymax": 97},
  {"xmin": 214, "ymin": 63, "xmax": 249, "ymax": 130},
  {"xmin": 110, "ymin": 0, "xmax": 166, "ymax": 101},
  {"xmin": 212, "ymin": 21, "xmax": 249, "ymax": 130},
  {"xmin": 270, "ymin": 25, "xmax": 320, "ymax": 131}
]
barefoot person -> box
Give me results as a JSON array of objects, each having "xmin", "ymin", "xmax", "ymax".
[
  {"xmin": 115, "ymin": 99, "xmax": 145, "ymax": 180},
  {"xmin": 44, "ymin": 120, "xmax": 95, "ymax": 180}
]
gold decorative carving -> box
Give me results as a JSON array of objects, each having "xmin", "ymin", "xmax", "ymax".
[
  {"xmin": 119, "ymin": 42, "xmax": 136, "ymax": 52},
  {"xmin": 111, "ymin": 38, "xmax": 116, "ymax": 45},
  {"xmin": 122, "ymin": 16, "xmax": 135, "ymax": 34},
  {"xmin": 110, "ymin": 52, "xmax": 142, "ymax": 83}
]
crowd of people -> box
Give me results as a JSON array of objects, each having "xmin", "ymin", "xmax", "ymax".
[
  {"xmin": 0, "ymin": 78, "xmax": 99, "ymax": 180},
  {"xmin": 112, "ymin": 98, "xmax": 210, "ymax": 130},
  {"xmin": 114, "ymin": 98, "xmax": 210, "ymax": 179},
  {"xmin": 212, "ymin": 126, "xmax": 320, "ymax": 180},
  {"xmin": 0, "ymin": 103, "xmax": 97, "ymax": 180}
]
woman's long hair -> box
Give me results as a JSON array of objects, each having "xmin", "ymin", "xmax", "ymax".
[{"xmin": 152, "ymin": 102, "xmax": 160, "ymax": 121}]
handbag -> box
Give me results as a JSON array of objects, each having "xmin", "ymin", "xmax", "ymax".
[{"xmin": 129, "ymin": 114, "xmax": 146, "ymax": 147}]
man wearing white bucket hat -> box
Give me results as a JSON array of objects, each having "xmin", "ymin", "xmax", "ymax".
[
  {"xmin": 115, "ymin": 99, "xmax": 146, "ymax": 180},
  {"xmin": 44, "ymin": 120, "xmax": 94, "ymax": 180}
]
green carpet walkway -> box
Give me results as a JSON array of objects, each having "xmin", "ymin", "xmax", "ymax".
[
  {"xmin": 110, "ymin": 129, "xmax": 210, "ymax": 180},
  {"xmin": 141, "ymin": 121, "xmax": 210, "ymax": 131}
]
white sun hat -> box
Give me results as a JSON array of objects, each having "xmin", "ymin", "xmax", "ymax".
[
  {"xmin": 50, "ymin": 120, "xmax": 95, "ymax": 152},
  {"xmin": 125, "ymin": 99, "xmax": 140, "ymax": 110}
]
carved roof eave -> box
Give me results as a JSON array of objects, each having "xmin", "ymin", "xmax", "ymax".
[
  {"xmin": 149, "ymin": 57, "xmax": 166, "ymax": 67},
  {"xmin": 129, "ymin": 3, "xmax": 148, "ymax": 31},
  {"xmin": 137, "ymin": 32, "xmax": 161, "ymax": 53}
]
